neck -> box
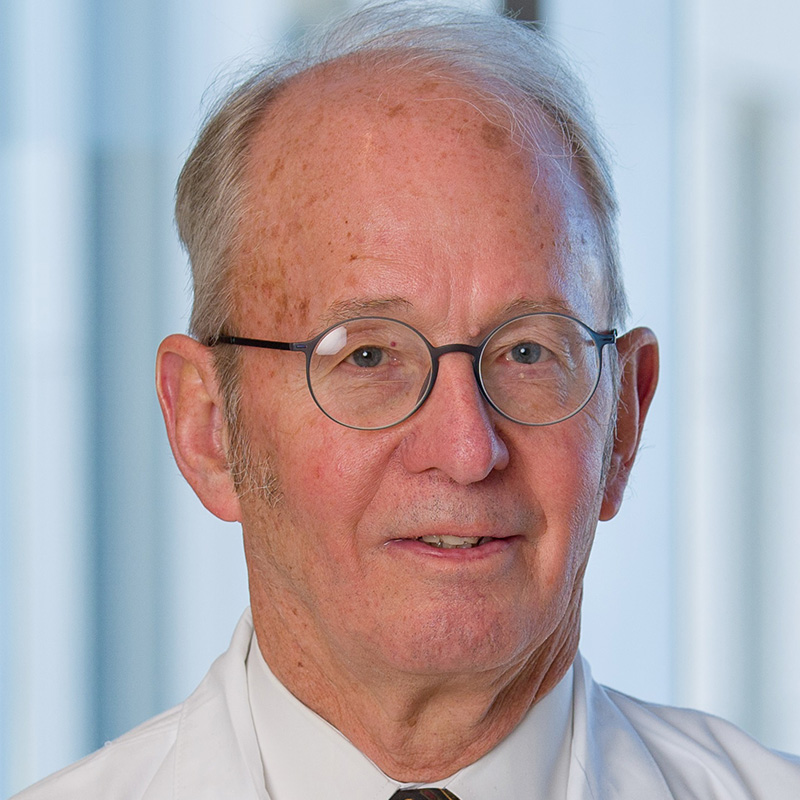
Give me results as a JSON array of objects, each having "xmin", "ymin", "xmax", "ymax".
[{"xmin": 250, "ymin": 594, "xmax": 580, "ymax": 781}]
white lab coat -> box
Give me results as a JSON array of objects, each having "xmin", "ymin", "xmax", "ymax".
[{"xmin": 14, "ymin": 609, "xmax": 800, "ymax": 799}]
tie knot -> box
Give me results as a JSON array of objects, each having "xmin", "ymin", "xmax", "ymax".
[{"xmin": 389, "ymin": 790, "xmax": 461, "ymax": 800}]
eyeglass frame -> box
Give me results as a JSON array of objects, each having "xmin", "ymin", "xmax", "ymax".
[{"xmin": 208, "ymin": 312, "xmax": 618, "ymax": 431}]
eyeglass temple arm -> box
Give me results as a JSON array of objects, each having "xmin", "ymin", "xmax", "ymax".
[
  {"xmin": 598, "ymin": 330, "xmax": 617, "ymax": 347},
  {"xmin": 210, "ymin": 335, "xmax": 308, "ymax": 352}
]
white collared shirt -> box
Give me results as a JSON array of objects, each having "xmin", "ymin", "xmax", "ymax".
[{"xmin": 246, "ymin": 632, "xmax": 574, "ymax": 800}]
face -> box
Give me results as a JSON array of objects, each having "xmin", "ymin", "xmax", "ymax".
[{"xmin": 230, "ymin": 65, "xmax": 617, "ymax": 687}]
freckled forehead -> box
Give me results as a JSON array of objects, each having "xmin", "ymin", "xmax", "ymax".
[
  {"xmin": 247, "ymin": 62, "xmax": 522, "ymax": 184},
  {"xmin": 234, "ymin": 59, "xmax": 606, "ymax": 332}
]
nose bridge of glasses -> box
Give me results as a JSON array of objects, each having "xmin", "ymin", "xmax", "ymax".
[
  {"xmin": 424, "ymin": 341, "xmax": 489, "ymax": 406},
  {"xmin": 430, "ymin": 341, "xmax": 483, "ymax": 362},
  {"xmin": 428, "ymin": 342, "xmax": 484, "ymax": 386}
]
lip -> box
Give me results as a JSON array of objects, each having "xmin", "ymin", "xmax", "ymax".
[
  {"xmin": 385, "ymin": 535, "xmax": 521, "ymax": 560},
  {"xmin": 389, "ymin": 524, "xmax": 520, "ymax": 542}
]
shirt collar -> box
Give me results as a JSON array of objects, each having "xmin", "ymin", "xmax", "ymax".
[{"xmin": 246, "ymin": 631, "xmax": 574, "ymax": 800}]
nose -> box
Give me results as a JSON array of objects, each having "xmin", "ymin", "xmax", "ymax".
[{"xmin": 398, "ymin": 353, "xmax": 510, "ymax": 484}]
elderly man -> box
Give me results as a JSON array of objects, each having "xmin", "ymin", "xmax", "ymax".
[{"xmin": 15, "ymin": 2, "xmax": 800, "ymax": 798}]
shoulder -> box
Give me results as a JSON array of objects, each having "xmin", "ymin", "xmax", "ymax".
[
  {"xmin": 578, "ymin": 657, "xmax": 800, "ymax": 799},
  {"xmin": 10, "ymin": 705, "xmax": 182, "ymax": 800},
  {"xmin": 11, "ymin": 610, "xmax": 259, "ymax": 800}
]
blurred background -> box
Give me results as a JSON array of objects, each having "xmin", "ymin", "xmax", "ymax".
[{"xmin": 3, "ymin": 0, "xmax": 800, "ymax": 793}]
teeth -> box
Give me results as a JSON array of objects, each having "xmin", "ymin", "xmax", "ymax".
[{"xmin": 418, "ymin": 534, "xmax": 483, "ymax": 549}]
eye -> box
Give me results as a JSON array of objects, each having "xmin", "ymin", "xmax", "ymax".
[
  {"xmin": 509, "ymin": 341, "xmax": 546, "ymax": 364},
  {"xmin": 348, "ymin": 346, "xmax": 385, "ymax": 368}
]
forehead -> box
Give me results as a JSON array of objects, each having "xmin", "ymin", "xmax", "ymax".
[{"xmin": 233, "ymin": 59, "xmax": 607, "ymax": 334}]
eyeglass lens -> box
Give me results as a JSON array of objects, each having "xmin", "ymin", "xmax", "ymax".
[{"xmin": 307, "ymin": 315, "xmax": 603, "ymax": 430}]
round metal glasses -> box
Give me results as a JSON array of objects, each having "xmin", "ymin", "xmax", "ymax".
[{"xmin": 211, "ymin": 313, "xmax": 617, "ymax": 431}]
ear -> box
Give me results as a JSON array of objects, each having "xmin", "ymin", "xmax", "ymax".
[
  {"xmin": 599, "ymin": 327, "xmax": 659, "ymax": 521},
  {"xmin": 156, "ymin": 334, "xmax": 242, "ymax": 522}
]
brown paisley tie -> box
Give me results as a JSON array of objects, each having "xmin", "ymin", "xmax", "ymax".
[{"xmin": 389, "ymin": 790, "xmax": 461, "ymax": 800}]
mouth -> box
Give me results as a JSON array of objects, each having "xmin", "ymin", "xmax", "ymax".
[{"xmin": 416, "ymin": 535, "xmax": 495, "ymax": 550}]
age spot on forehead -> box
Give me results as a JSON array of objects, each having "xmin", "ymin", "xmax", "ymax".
[
  {"xmin": 480, "ymin": 120, "xmax": 510, "ymax": 151},
  {"xmin": 234, "ymin": 265, "xmax": 290, "ymax": 326},
  {"xmin": 416, "ymin": 79, "xmax": 442, "ymax": 94},
  {"xmin": 267, "ymin": 156, "xmax": 285, "ymax": 183}
]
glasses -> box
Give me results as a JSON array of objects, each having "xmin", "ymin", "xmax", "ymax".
[{"xmin": 211, "ymin": 313, "xmax": 617, "ymax": 431}]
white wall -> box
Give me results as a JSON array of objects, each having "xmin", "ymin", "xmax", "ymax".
[
  {"xmin": 1, "ymin": 0, "xmax": 93, "ymax": 788},
  {"xmin": 676, "ymin": 0, "xmax": 800, "ymax": 753}
]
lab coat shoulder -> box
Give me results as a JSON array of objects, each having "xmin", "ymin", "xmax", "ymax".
[
  {"xmin": 572, "ymin": 656, "xmax": 800, "ymax": 799},
  {"xmin": 9, "ymin": 704, "xmax": 181, "ymax": 799},
  {"xmin": 11, "ymin": 611, "xmax": 265, "ymax": 800}
]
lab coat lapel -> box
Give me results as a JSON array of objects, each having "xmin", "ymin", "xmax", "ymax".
[
  {"xmin": 566, "ymin": 656, "xmax": 674, "ymax": 800},
  {"xmin": 170, "ymin": 611, "xmax": 271, "ymax": 800}
]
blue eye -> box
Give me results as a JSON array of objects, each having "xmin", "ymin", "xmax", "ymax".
[
  {"xmin": 351, "ymin": 347, "xmax": 384, "ymax": 367},
  {"xmin": 510, "ymin": 342, "xmax": 542, "ymax": 364}
]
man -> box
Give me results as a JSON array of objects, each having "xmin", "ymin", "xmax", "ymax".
[{"xmin": 14, "ymin": 2, "xmax": 800, "ymax": 798}]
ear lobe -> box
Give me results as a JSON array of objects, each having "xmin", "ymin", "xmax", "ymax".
[
  {"xmin": 156, "ymin": 334, "xmax": 242, "ymax": 522},
  {"xmin": 599, "ymin": 326, "xmax": 659, "ymax": 521}
]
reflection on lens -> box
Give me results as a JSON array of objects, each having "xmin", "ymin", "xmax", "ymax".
[
  {"xmin": 309, "ymin": 318, "xmax": 432, "ymax": 430},
  {"xmin": 316, "ymin": 326, "xmax": 348, "ymax": 356}
]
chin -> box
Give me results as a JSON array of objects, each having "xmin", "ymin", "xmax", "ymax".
[{"xmin": 369, "ymin": 606, "xmax": 548, "ymax": 677}]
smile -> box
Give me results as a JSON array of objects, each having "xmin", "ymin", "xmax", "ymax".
[{"xmin": 417, "ymin": 535, "xmax": 494, "ymax": 549}]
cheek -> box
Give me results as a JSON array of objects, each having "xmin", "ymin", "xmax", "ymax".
[
  {"xmin": 239, "ymin": 352, "xmax": 398, "ymax": 535},
  {"xmin": 271, "ymin": 418, "xmax": 395, "ymax": 538},
  {"xmin": 240, "ymin": 424, "xmax": 389, "ymax": 603},
  {"xmin": 530, "ymin": 420, "xmax": 607, "ymax": 504},
  {"xmin": 521, "ymin": 417, "xmax": 610, "ymax": 568}
]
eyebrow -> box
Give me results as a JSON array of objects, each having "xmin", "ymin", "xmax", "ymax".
[
  {"xmin": 500, "ymin": 296, "xmax": 579, "ymax": 318},
  {"xmin": 321, "ymin": 296, "xmax": 414, "ymax": 327},
  {"xmin": 320, "ymin": 295, "xmax": 580, "ymax": 331}
]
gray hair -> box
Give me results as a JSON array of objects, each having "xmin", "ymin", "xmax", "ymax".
[{"xmin": 176, "ymin": 0, "xmax": 628, "ymax": 352}]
